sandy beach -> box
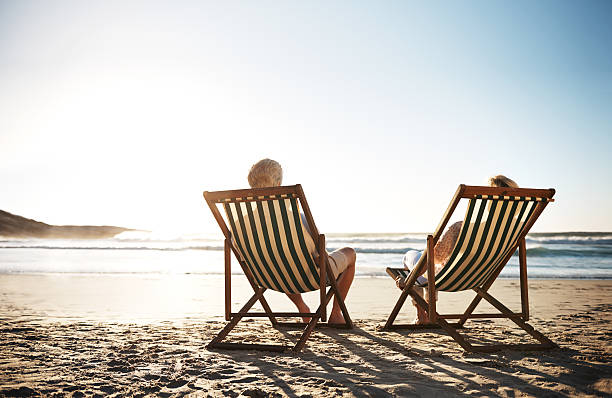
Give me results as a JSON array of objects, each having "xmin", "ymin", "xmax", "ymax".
[
  {"xmin": 2, "ymin": 0, "xmax": 612, "ymax": 396},
  {"xmin": 0, "ymin": 274, "xmax": 610, "ymax": 397}
]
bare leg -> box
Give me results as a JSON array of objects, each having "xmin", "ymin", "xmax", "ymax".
[
  {"xmin": 413, "ymin": 287, "xmax": 429, "ymax": 323},
  {"xmin": 412, "ymin": 286, "xmax": 439, "ymax": 324},
  {"xmin": 286, "ymin": 293, "xmax": 311, "ymax": 323},
  {"xmin": 328, "ymin": 248, "xmax": 356, "ymax": 324}
]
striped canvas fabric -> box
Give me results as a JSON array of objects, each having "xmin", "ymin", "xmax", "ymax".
[
  {"xmin": 223, "ymin": 196, "xmax": 321, "ymax": 294},
  {"xmin": 427, "ymin": 196, "xmax": 541, "ymax": 292}
]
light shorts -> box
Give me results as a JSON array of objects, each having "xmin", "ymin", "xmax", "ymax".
[
  {"xmin": 327, "ymin": 249, "xmax": 350, "ymax": 279},
  {"xmin": 402, "ymin": 249, "xmax": 439, "ymax": 302},
  {"xmin": 403, "ymin": 249, "xmax": 441, "ymax": 291}
]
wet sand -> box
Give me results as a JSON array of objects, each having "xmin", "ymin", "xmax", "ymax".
[{"xmin": 0, "ymin": 275, "xmax": 610, "ymax": 397}]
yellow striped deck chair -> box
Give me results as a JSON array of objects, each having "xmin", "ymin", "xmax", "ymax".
[
  {"xmin": 203, "ymin": 184, "xmax": 352, "ymax": 353},
  {"xmin": 383, "ymin": 185, "xmax": 558, "ymax": 352}
]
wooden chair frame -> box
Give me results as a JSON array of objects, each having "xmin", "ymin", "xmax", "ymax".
[
  {"xmin": 383, "ymin": 185, "xmax": 558, "ymax": 352},
  {"xmin": 203, "ymin": 184, "xmax": 353, "ymax": 353}
]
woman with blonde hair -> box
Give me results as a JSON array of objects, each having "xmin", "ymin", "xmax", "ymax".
[{"xmin": 399, "ymin": 175, "xmax": 518, "ymax": 324}]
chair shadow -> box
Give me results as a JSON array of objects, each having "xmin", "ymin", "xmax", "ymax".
[
  {"xmin": 226, "ymin": 323, "xmax": 455, "ymax": 397},
  {"xmin": 357, "ymin": 319, "xmax": 612, "ymax": 397},
  {"xmin": 216, "ymin": 318, "xmax": 611, "ymax": 397}
]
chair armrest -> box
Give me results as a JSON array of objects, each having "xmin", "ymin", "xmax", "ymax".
[
  {"xmin": 386, "ymin": 267, "xmax": 410, "ymax": 280},
  {"xmin": 386, "ymin": 267, "xmax": 428, "ymax": 288}
]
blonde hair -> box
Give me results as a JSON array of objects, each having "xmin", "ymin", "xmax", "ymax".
[
  {"xmin": 248, "ymin": 159, "xmax": 283, "ymax": 188},
  {"xmin": 488, "ymin": 175, "xmax": 518, "ymax": 188}
]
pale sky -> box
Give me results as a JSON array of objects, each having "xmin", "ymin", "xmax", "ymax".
[{"xmin": 1, "ymin": 1, "xmax": 611, "ymax": 234}]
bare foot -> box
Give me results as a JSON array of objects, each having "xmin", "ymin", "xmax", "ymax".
[
  {"xmin": 327, "ymin": 312, "xmax": 345, "ymax": 325},
  {"xmin": 416, "ymin": 307, "xmax": 430, "ymax": 324}
]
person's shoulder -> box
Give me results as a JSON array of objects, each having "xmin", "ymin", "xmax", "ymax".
[
  {"xmin": 447, "ymin": 221, "xmax": 462, "ymax": 236},
  {"xmin": 449, "ymin": 221, "xmax": 462, "ymax": 230}
]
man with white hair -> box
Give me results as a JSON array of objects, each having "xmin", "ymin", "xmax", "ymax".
[{"xmin": 246, "ymin": 158, "xmax": 356, "ymax": 324}]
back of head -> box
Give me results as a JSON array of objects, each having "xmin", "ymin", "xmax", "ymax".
[
  {"xmin": 488, "ymin": 175, "xmax": 518, "ymax": 188},
  {"xmin": 248, "ymin": 159, "xmax": 283, "ymax": 188}
]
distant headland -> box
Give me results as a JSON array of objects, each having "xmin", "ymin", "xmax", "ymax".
[{"xmin": 0, "ymin": 210, "xmax": 133, "ymax": 239}]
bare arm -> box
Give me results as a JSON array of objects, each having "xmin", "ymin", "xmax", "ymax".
[
  {"xmin": 434, "ymin": 221, "xmax": 462, "ymax": 265},
  {"xmin": 396, "ymin": 221, "xmax": 462, "ymax": 288}
]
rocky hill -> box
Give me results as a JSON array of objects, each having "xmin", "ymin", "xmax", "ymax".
[{"xmin": 0, "ymin": 209, "xmax": 132, "ymax": 239}]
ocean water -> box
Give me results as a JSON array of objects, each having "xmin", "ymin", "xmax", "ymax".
[{"xmin": 0, "ymin": 232, "xmax": 610, "ymax": 279}]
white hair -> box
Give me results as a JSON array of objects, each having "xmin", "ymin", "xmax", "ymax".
[{"xmin": 248, "ymin": 159, "xmax": 283, "ymax": 188}]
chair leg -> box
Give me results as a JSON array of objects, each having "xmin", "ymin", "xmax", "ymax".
[
  {"xmin": 518, "ymin": 239, "xmax": 530, "ymax": 321},
  {"xmin": 458, "ymin": 293, "xmax": 481, "ymax": 327},
  {"xmin": 208, "ymin": 281, "xmax": 349, "ymax": 353},
  {"xmin": 408, "ymin": 290, "xmax": 473, "ymax": 351},
  {"xmin": 327, "ymin": 271, "xmax": 353, "ymax": 328},
  {"xmin": 208, "ymin": 290, "xmax": 264, "ymax": 348},
  {"xmin": 291, "ymin": 269, "xmax": 353, "ymax": 352},
  {"xmin": 399, "ymin": 288, "xmax": 556, "ymax": 352},
  {"xmin": 383, "ymin": 285, "xmax": 453, "ymax": 330},
  {"xmin": 208, "ymin": 290, "xmax": 321, "ymax": 353},
  {"xmin": 458, "ymin": 269, "xmax": 502, "ymax": 327},
  {"xmin": 292, "ymin": 314, "xmax": 321, "ymax": 352},
  {"xmin": 383, "ymin": 287, "xmax": 412, "ymax": 330},
  {"xmin": 257, "ymin": 295, "xmax": 279, "ymax": 326},
  {"xmin": 242, "ymin": 267, "xmax": 278, "ymax": 326},
  {"xmin": 474, "ymin": 288, "xmax": 557, "ymax": 348}
]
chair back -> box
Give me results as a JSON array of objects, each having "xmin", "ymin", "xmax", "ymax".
[
  {"xmin": 427, "ymin": 187, "xmax": 554, "ymax": 292},
  {"xmin": 204, "ymin": 185, "xmax": 322, "ymax": 294}
]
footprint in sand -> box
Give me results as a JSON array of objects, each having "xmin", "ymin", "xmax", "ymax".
[
  {"xmin": 99, "ymin": 385, "xmax": 116, "ymax": 394},
  {"xmin": 166, "ymin": 378, "xmax": 188, "ymax": 389},
  {"xmin": 142, "ymin": 384, "xmax": 161, "ymax": 394},
  {"xmin": 107, "ymin": 359, "xmax": 134, "ymax": 373},
  {"xmin": 0, "ymin": 386, "xmax": 40, "ymax": 397},
  {"xmin": 233, "ymin": 376, "xmax": 259, "ymax": 384},
  {"xmin": 205, "ymin": 371, "xmax": 231, "ymax": 380},
  {"xmin": 240, "ymin": 387, "xmax": 276, "ymax": 398}
]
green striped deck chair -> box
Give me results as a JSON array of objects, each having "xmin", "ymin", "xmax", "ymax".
[
  {"xmin": 203, "ymin": 184, "xmax": 352, "ymax": 353},
  {"xmin": 383, "ymin": 185, "xmax": 558, "ymax": 352}
]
